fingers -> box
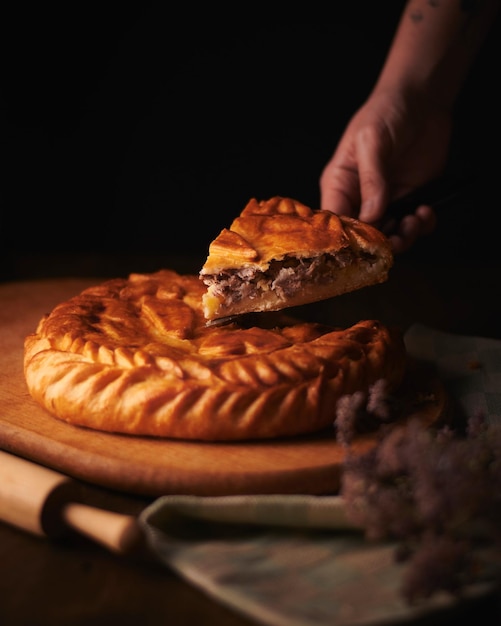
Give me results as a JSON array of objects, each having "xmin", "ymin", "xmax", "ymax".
[
  {"xmin": 319, "ymin": 164, "xmax": 361, "ymax": 216},
  {"xmin": 319, "ymin": 132, "xmax": 388, "ymax": 220},
  {"xmin": 415, "ymin": 204, "xmax": 437, "ymax": 234},
  {"xmin": 388, "ymin": 205, "xmax": 437, "ymax": 254},
  {"xmin": 319, "ymin": 186, "xmax": 353, "ymax": 216}
]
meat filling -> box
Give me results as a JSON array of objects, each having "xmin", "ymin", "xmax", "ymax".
[{"xmin": 203, "ymin": 250, "xmax": 377, "ymax": 305}]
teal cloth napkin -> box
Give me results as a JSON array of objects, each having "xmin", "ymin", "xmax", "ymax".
[{"xmin": 138, "ymin": 324, "xmax": 500, "ymax": 626}]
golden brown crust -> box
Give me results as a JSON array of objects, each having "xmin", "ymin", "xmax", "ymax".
[
  {"xmin": 23, "ymin": 269, "xmax": 406, "ymax": 441},
  {"xmin": 200, "ymin": 196, "xmax": 394, "ymax": 320}
]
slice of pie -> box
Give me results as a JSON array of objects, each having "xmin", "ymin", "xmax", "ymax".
[{"xmin": 200, "ymin": 196, "xmax": 393, "ymax": 321}]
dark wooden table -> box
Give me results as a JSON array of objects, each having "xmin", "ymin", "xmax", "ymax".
[
  {"xmin": 0, "ymin": 487, "xmax": 255, "ymax": 626},
  {"xmin": 1, "ymin": 254, "xmax": 500, "ymax": 626}
]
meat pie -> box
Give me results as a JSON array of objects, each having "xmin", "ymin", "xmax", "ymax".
[
  {"xmin": 200, "ymin": 196, "xmax": 394, "ymax": 321},
  {"xmin": 23, "ymin": 270, "xmax": 406, "ymax": 441}
]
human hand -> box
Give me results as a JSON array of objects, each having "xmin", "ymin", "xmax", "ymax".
[{"xmin": 319, "ymin": 88, "xmax": 452, "ymax": 253}]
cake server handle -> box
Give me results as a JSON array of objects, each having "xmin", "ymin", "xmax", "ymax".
[{"xmin": 380, "ymin": 170, "xmax": 473, "ymax": 232}]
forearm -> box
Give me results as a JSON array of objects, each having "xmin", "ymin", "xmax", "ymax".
[{"xmin": 374, "ymin": 0, "xmax": 499, "ymax": 109}]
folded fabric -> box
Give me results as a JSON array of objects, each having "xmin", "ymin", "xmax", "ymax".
[
  {"xmin": 139, "ymin": 324, "xmax": 500, "ymax": 626},
  {"xmin": 404, "ymin": 323, "xmax": 501, "ymax": 426}
]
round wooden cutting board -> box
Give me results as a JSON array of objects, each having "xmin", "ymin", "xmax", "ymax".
[{"xmin": 0, "ymin": 278, "xmax": 448, "ymax": 497}]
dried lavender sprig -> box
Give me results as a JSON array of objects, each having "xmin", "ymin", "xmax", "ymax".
[
  {"xmin": 334, "ymin": 379, "xmax": 397, "ymax": 446},
  {"xmin": 335, "ymin": 384, "xmax": 501, "ymax": 603}
]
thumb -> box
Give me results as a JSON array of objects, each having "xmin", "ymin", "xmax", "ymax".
[{"xmin": 356, "ymin": 130, "xmax": 390, "ymax": 224}]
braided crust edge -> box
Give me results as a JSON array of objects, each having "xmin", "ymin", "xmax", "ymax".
[{"xmin": 24, "ymin": 270, "xmax": 406, "ymax": 441}]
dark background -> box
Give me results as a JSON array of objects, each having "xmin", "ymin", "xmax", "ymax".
[{"xmin": 2, "ymin": 4, "xmax": 500, "ymax": 281}]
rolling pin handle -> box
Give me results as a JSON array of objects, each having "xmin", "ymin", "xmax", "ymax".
[
  {"xmin": 62, "ymin": 502, "xmax": 143, "ymax": 554},
  {"xmin": 0, "ymin": 450, "xmax": 144, "ymax": 554},
  {"xmin": 0, "ymin": 449, "xmax": 80, "ymax": 538}
]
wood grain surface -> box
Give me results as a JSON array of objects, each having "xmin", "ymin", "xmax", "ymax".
[{"xmin": 0, "ymin": 278, "xmax": 447, "ymax": 497}]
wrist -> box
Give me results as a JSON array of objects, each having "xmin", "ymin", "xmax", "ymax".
[{"xmin": 372, "ymin": 67, "xmax": 455, "ymax": 115}]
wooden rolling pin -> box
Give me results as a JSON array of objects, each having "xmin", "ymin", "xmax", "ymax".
[{"xmin": 0, "ymin": 449, "xmax": 144, "ymax": 554}]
